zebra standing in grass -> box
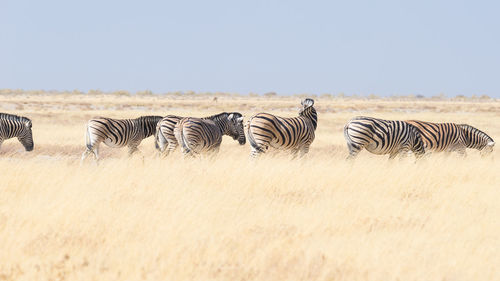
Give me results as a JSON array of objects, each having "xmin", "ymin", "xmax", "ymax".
[
  {"xmin": 344, "ymin": 116, "xmax": 425, "ymax": 159},
  {"xmin": 155, "ymin": 114, "xmax": 218, "ymax": 157},
  {"xmin": 0, "ymin": 113, "xmax": 34, "ymax": 152},
  {"xmin": 246, "ymin": 98, "xmax": 318, "ymax": 158},
  {"xmin": 174, "ymin": 112, "xmax": 245, "ymax": 156},
  {"xmin": 81, "ymin": 115, "xmax": 162, "ymax": 160},
  {"xmin": 405, "ymin": 120, "xmax": 495, "ymax": 156}
]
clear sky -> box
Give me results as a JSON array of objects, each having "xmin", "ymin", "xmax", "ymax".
[{"xmin": 1, "ymin": 0, "xmax": 499, "ymax": 97}]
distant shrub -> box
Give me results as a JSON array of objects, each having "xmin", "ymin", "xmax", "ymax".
[
  {"xmin": 111, "ymin": 90, "xmax": 131, "ymax": 97},
  {"xmin": 136, "ymin": 90, "xmax": 153, "ymax": 96},
  {"xmin": 88, "ymin": 89, "xmax": 104, "ymax": 96},
  {"xmin": 263, "ymin": 92, "xmax": 278, "ymax": 97}
]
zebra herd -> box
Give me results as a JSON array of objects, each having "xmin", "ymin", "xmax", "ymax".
[{"xmin": 0, "ymin": 98, "xmax": 496, "ymax": 160}]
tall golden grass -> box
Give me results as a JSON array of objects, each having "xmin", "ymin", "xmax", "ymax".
[{"xmin": 0, "ymin": 94, "xmax": 499, "ymax": 280}]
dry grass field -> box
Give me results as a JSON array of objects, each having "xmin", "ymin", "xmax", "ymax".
[{"xmin": 0, "ymin": 92, "xmax": 499, "ymax": 280}]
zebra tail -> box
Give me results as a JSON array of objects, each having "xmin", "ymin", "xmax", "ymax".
[
  {"xmin": 85, "ymin": 125, "xmax": 92, "ymax": 150},
  {"xmin": 154, "ymin": 129, "xmax": 164, "ymax": 152},
  {"xmin": 247, "ymin": 120, "xmax": 264, "ymax": 153},
  {"xmin": 343, "ymin": 124, "xmax": 358, "ymax": 149},
  {"xmin": 179, "ymin": 126, "xmax": 191, "ymax": 154}
]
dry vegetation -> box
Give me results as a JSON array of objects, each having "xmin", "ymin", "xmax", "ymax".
[{"xmin": 0, "ymin": 91, "xmax": 499, "ymax": 280}]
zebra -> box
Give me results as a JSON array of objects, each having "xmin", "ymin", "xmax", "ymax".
[
  {"xmin": 405, "ymin": 120, "xmax": 495, "ymax": 156},
  {"xmin": 81, "ymin": 115, "xmax": 163, "ymax": 160},
  {"xmin": 246, "ymin": 98, "xmax": 318, "ymax": 158},
  {"xmin": 155, "ymin": 114, "xmax": 230, "ymax": 157},
  {"xmin": 0, "ymin": 113, "xmax": 34, "ymax": 152},
  {"xmin": 174, "ymin": 112, "xmax": 245, "ymax": 156},
  {"xmin": 344, "ymin": 116, "xmax": 425, "ymax": 159}
]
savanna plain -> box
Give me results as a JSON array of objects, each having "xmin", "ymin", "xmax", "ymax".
[{"xmin": 0, "ymin": 92, "xmax": 499, "ymax": 281}]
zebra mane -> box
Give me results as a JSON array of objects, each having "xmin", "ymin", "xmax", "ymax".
[
  {"xmin": 204, "ymin": 112, "xmax": 242, "ymax": 121},
  {"xmin": 459, "ymin": 124, "xmax": 494, "ymax": 143},
  {"xmin": 0, "ymin": 113, "xmax": 31, "ymax": 126},
  {"xmin": 137, "ymin": 116, "xmax": 163, "ymax": 123},
  {"xmin": 0, "ymin": 113, "xmax": 31, "ymax": 123}
]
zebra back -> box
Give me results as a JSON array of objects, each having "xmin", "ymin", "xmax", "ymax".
[
  {"xmin": 405, "ymin": 120, "xmax": 465, "ymax": 152},
  {"xmin": 135, "ymin": 116, "xmax": 163, "ymax": 139}
]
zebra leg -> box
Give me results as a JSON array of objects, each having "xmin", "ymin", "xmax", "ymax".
[
  {"xmin": 388, "ymin": 151, "xmax": 399, "ymax": 160},
  {"xmin": 346, "ymin": 143, "xmax": 361, "ymax": 160},
  {"xmin": 250, "ymin": 144, "xmax": 268, "ymax": 158},
  {"xmin": 456, "ymin": 148, "xmax": 467, "ymax": 157},
  {"xmin": 299, "ymin": 145, "xmax": 310, "ymax": 157},
  {"xmin": 291, "ymin": 148, "xmax": 300, "ymax": 159},
  {"xmin": 128, "ymin": 145, "xmax": 139, "ymax": 156},
  {"xmin": 162, "ymin": 142, "xmax": 178, "ymax": 158}
]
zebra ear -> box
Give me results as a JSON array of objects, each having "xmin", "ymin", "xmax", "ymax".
[
  {"xmin": 237, "ymin": 117, "xmax": 244, "ymax": 122},
  {"xmin": 228, "ymin": 114, "xmax": 234, "ymax": 120},
  {"xmin": 302, "ymin": 98, "xmax": 314, "ymax": 108}
]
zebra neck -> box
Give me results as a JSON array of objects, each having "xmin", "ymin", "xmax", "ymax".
[
  {"xmin": 463, "ymin": 126, "xmax": 491, "ymax": 149},
  {"xmin": 300, "ymin": 107, "xmax": 318, "ymax": 130},
  {"xmin": 212, "ymin": 118, "xmax": 229, "ymax": 135},
  {"xmin": 206, "ymin": 113, "xmax": 229, "ymax": 134}
]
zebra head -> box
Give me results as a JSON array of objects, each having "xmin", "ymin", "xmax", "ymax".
[
  {"xmin": 459, "ymin": 124, "xmax": 495, "ymax": 155},
  {"xmin": 481, "ymin": 141, "xmax": 495, "ymax": 156},
  {"xmin": 409, "ymin": 125, "xmax": 425, "ymax": 158},
  {"xmin": 299, "ymin": 98, "xmax": 318, "ymax": 130},
  {"xmin": 18, "ymin": 119, "xmax": 34, "ymax": 151},
  {"xmin": 227, "ymin": 113, "xmax": 246, "ymax": 145}
]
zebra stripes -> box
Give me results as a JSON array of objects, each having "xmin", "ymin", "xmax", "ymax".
[
  {"xmin": 0, "ymin": 113, "xmax": 34, "ymax": 151},
  {"xmin": 406, "ymin": 120, "xmax": 495, "ymax": 156},
  {"xmin": 247, "ymin": 98, "xmax": 318, "ymax": 158},
  {"xmin": 155, "ymin": 115, "xmax": 183, "ymax": 156},
  {"xmin": 344, "ymin": 116, "xmax": 425, "ymax": 159},
  {"xmin": 81, "ymin": 115, "xmax": 162, "ymax": 160},
  {"xmin": 174, "ymin": 112, "xmax": 245, "ymax": 156}
]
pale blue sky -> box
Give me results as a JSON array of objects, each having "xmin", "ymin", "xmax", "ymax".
[{"xmin": 1, "ymin": 0, "xmax": 499, "ymax": 97}]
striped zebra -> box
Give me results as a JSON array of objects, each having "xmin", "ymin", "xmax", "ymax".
[
  {"xmin": 0, "ymin": 113, "xmax": 34, "ymax": 152},
  {"xmin": 405, "ymin": 120, "xmax": 495, "ymax": 156},
  {"xmin": 344, "ymin": 116, "xmax": 425, "ymax": 159},
  {"xmin": 174, "ymin": 112, "xmax": 245, "ymax": 156},
  {"xmin": 246, "ymin": 98, "xmax": 318, "ymax": 158},
  {"xmin": 155, "ymin": 115, "xmax": 183, "ymax": 157},
  {"xmin": 81, "ymin": 115, "xmax": 162, "ymax": 160}
]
